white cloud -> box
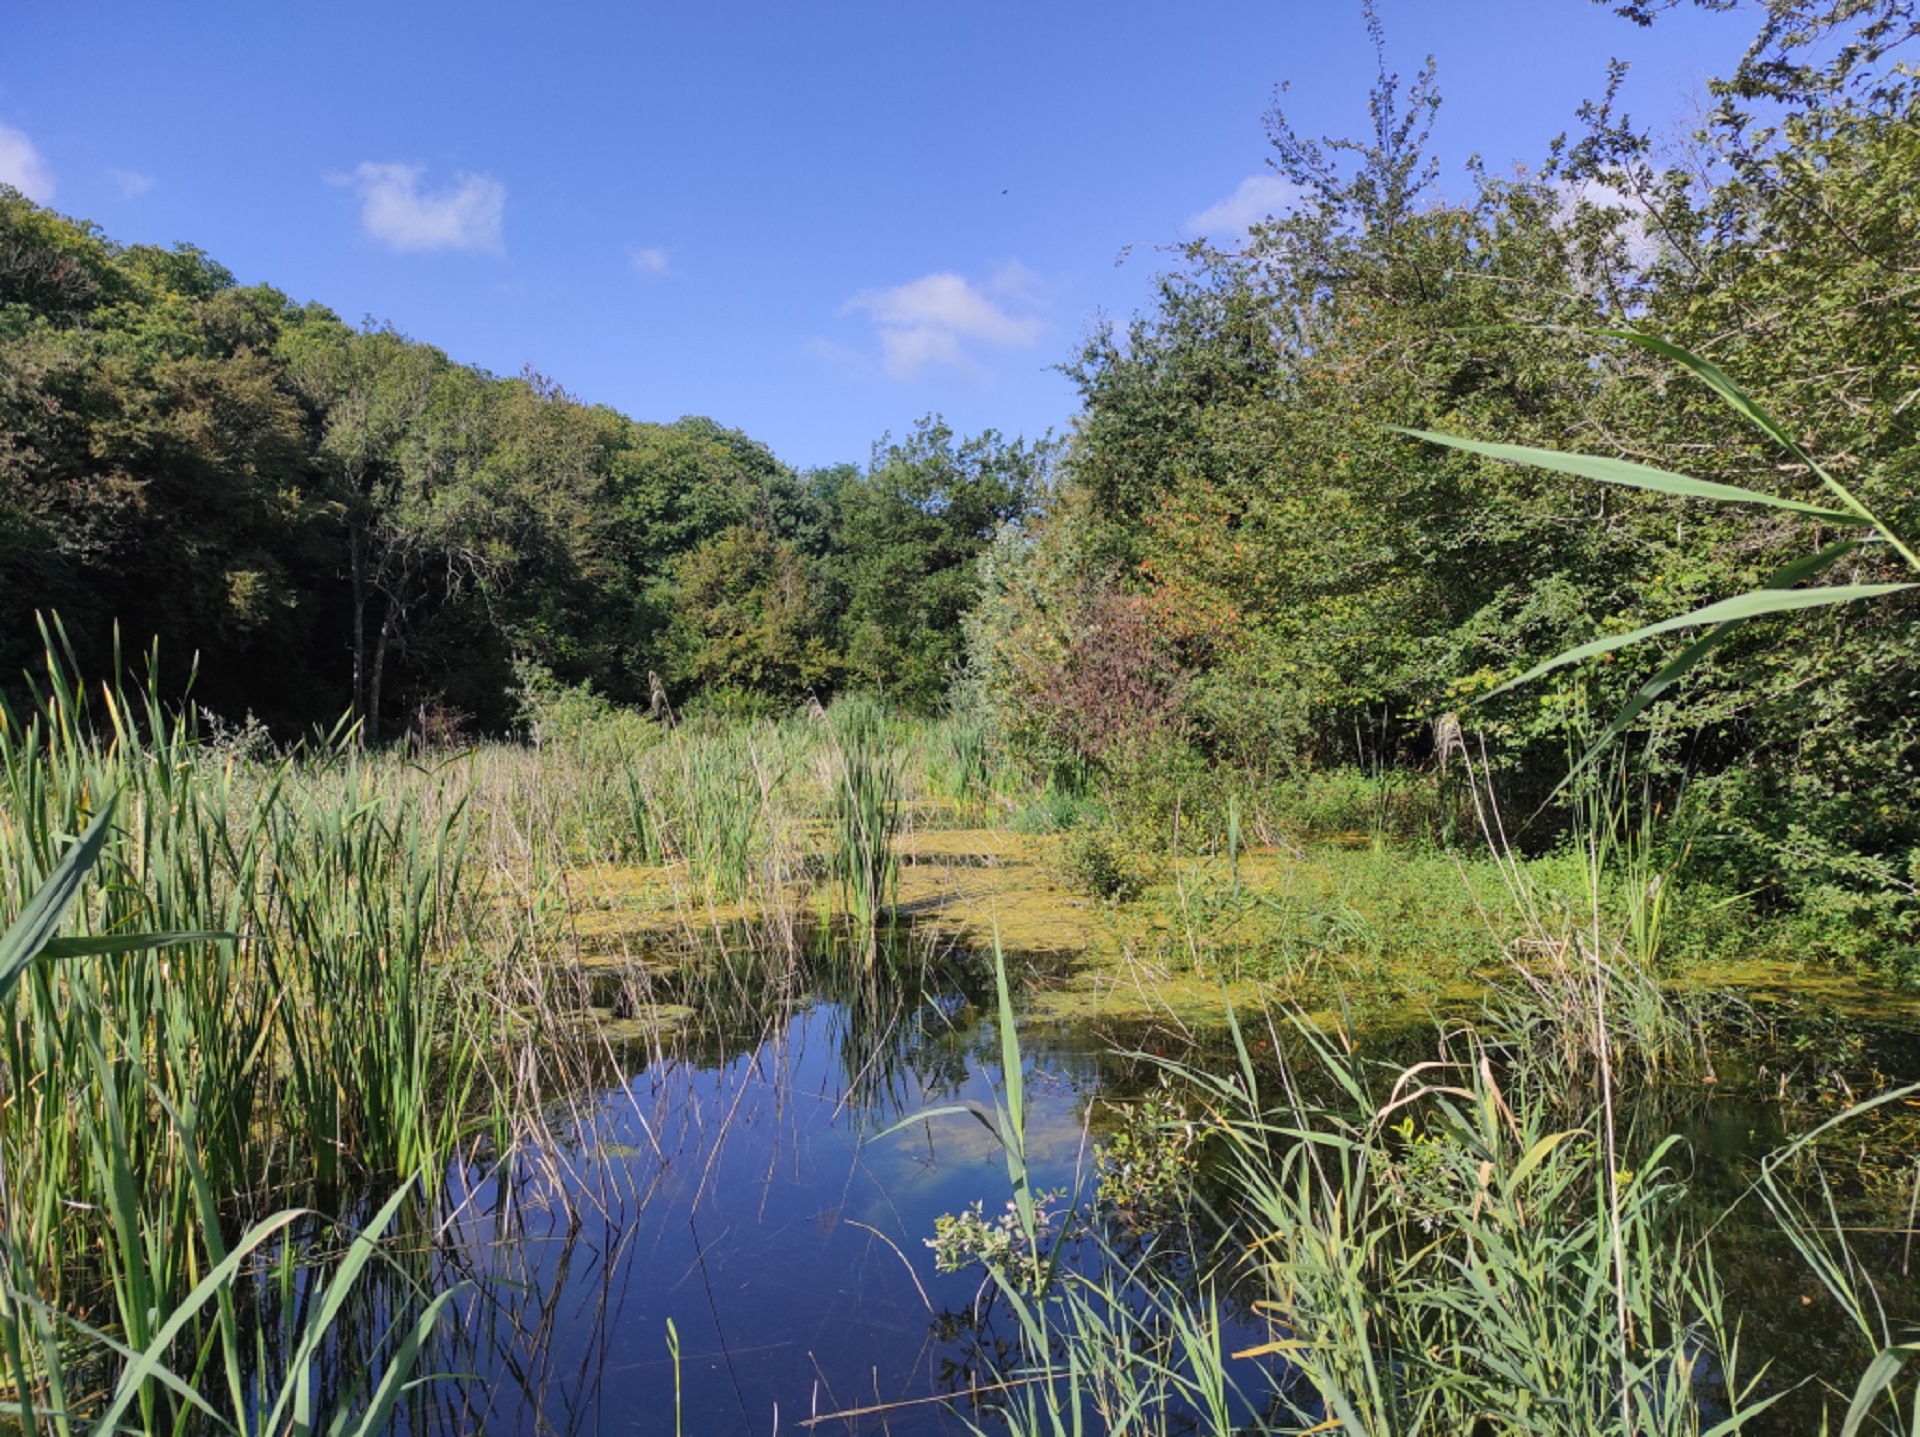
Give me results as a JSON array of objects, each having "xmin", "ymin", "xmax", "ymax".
[
  {"xmin": 628, "ymin": 245, "xmax": 671, "ymax": 275},
  {"xmin": 1553, "ymin": 177, "xmax": 1664, "ymax": 271},
  {"xmin": 839, "ymin": 263, "xmax": 1044, "ymax": 380},
  {"xmin": 1184, "ymin": 173, "xmax": 1304, "ymax": 237},
  {"xmin": 108, "ymin": 168, "xmax": 153, "ymax": 199},
  {"xmin": 0, "ymin": 123, "xmax": 54, "ymax": 202},
  {"xmin": 335, "ymin": 162, "xmax": 505, "ymax": 254}
]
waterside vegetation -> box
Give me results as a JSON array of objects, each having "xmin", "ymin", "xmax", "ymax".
[{"xmin": 7, "ymin": 0, "xmax": 1920, "ymax": 1431}]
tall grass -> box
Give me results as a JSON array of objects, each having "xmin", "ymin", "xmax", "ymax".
[
  {"xmin": 917, "ymin": 736, "xmax": 1781, "ymax": 1437},
  {"xmin": 935, "ymin": 965, "xmax": 1772, "ymax": 1437},
  {"xmin": 0, "ymin": 634, "xmax": 489, "ymax": 1426},
  {"xmin": 1193, "ymin": 1011, "xmax": 1760, "ymax": 1435},
  {"xmin": 0, "ymin": 797, "xmax": 462, "ymax": 1435},
  {"xmin": 826, "ymin": 697, "xmax": 903, "ymax": 949}
]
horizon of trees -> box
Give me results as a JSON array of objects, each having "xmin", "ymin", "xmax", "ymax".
[
  {"xmin": 959, "ymin": 0, "xmax": 1920, "ymax": 957},
  {"xmin": 0, "ymin": 189, "xmax": 1052, "ymax": 736}
]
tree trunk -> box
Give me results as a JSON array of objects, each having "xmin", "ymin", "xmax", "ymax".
[
  {"xmin": 349, "ymin": 525, "xmax": 368, "ymax": 740},
  {"xmin": 368, "ymin": 598, "xmax": 394, "ymax": 745}
]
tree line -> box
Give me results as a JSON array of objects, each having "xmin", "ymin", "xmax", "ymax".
[
  {"xmin": 6, "ymin": 0, "xmax": 1919, "ymax": 960},
  {"xmin": 0, "ymin": 194, "xmax": 1050, "ymax": 738}
]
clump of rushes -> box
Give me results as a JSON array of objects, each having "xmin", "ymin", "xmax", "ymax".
[
  {"xmin": 947, "ymin": 717, "xmax": 988, "ymax": 803},
  {"xmin": 0, "ymin": 628, "xmax": 483, "ymax": 1426},
  {"xmin": 973, "ymin": 1007, "xmax": 1772, "ymax": 1437},
  {"xmin": 927, "ymin": 714, "xmax": 990, "ymax": 818},
  {"xmin": 666, "ymin": 726, "xmax": 764, "ymax": 902},
  {"xmin": 827, "ymin": 696, "xmax": 902, "ymax": 951}
]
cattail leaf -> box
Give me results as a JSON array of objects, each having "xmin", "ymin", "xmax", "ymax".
[
  {"xmin": 1488, "ymin": 583, "xmax": 1914, "ymax": 700},
  {"xmin": 1395, "ymin": 428, "xmax": 1861, "ymax": 523},
  {"xmin": 0, "ymin": 798, "xmax": 117, "ymax": 1007},
  {"xmin": 1552, "ymin": 541, "xmax": 1862, "ymax": 787},
  {"xmin": 38, "ymin": 932, "xmax": 233, "ymax": 960}
]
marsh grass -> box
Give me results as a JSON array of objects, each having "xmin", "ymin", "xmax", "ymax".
[
  {"xmin": 920, "ymin": 727, "xmax": 1801, "ymax": 1437},
  {"xmin": 1189, "ymin": 1010, "xmax": 1760, "ymax": 1436},
  {"xmin": 936, "ymin": 957, "xmax": 1771, "ymax": 1437},
  {"xmin": 0, "ymin": 641, "xmax": 1886, "ymax": 1435},
  {"xmin": 0, "ymin": 631, "xmax": 695, "ymax": 1429},
  {"xmin": 0, "ymin": 783, "xmax": 464, "ymax": 1435},
  {"xmin": 922, "ymin": 715, "xmax": 991, "ymax": 812},
  {"xmin": 826, "ymin": 696, "xmax": 903, "ymax": 946}
]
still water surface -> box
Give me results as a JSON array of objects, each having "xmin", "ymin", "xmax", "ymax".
[
  {"xmin": 436, "ymin": 970, "xmax": 1174, "ymax": 1435},
  {"xmin": 394, "ymin": 956, "xmax": 1920, "ymax": 1436}
]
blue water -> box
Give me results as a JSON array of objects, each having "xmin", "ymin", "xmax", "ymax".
[
  {"xmin": 376, "ymin": 971, "xmax": 1920, "ymax": 1436},
  {"xmin": 432, "ymin": 989, "xmax": 1149, "ymax": 1436}
]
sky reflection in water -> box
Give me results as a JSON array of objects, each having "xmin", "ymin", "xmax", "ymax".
[{"xmin": 438, "ymin": 986, "xmax": 1136, "ymax": 1436}]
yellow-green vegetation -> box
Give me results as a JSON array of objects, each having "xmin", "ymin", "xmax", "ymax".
[
  {"xmin": 441, "ymin": 693, "xmax": 1896, "ymax": 1041},
  {"xmin": 2, "ymin": 640, "xmax": 1918, "ymax": 1433}
]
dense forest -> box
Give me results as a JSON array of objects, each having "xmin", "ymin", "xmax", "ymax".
[
  {"xmin": 0, "ymin": 206, "xmax": 1051, "ymax": 735},
  {"xmin": 962, "ymin": 3, "xmax": 1920, "ymax": 962}
]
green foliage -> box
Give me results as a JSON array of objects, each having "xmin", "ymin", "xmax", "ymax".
[
  {"xmin": 1007, "ymin": 788, "xmax": 1098, "ymax": 836},
  {"xmin": 1059, "ymin": 823, "xmax": 1149, "ymax": 903},
  {"xmin": 926, "ymin": 1190, "xmax": 1068, "ymax": 1289},
  {"xmin": 955, "ymin": 7, "xmax": 1920, "ymax": 963},
  {"xmin": 0, "ymin": 188, "xmax": 1043, "ymax": 739},
  {"xmin": 1258, "ymin": 765, "xmax": 1463, "ymax": 848},
  {"xmin": 1093, "ymin": 1087, "xmax": 1197, "ymax": 1223},
  {"xmin": 829, "ymin": 418, "xmax": 1051, "ymax": 712},
  {"xmin": 0, "ymin": 636, "xmax": 480, "ymax": 1426},
  {"xmin": 663, "ymin": 523, "xmax": 836, "ymax": 700}
]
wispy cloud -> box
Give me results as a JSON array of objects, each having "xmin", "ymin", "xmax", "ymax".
[
  {"xmin": 335, "ymin": 162, "xmax": 505, "ymax": 254},
  {"xmin": 839, "ymin": 262, "xmax": 1044, "ymax": 379},
  {"xmin": 1184, "ymin": 173, "xmax": 1303, "ymax": 237},
  {"xmin": 0, "ymin": 123, "xmax": 54, "ymax": 203},
  {"xmin": 108, "ymin": 168, "xmax": 153, "ymax": 199},
  {"xmin": 1553, "ymin": 177, "xmax": 1664, "ymax": 271},
  {"xmin": 628, "ymin": 245, "xmax": 671, "ymax": 276}
]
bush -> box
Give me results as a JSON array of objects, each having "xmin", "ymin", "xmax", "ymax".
[{"xmin": 1060, "ymin": 824, "xmax": 1149, "ymax": 902}]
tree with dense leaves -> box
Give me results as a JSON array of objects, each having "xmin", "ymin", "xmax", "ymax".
[
  {"xmin": 970, "ymin": 0, "xmax": 1920, "ymax": 957},
  {"xmin": 0, "ymin": 186, "xmax": 1045, "ymax": 736},
  {"xmin": 831, "ymin": 418, "xmax": 1052, "ymax": 711}
]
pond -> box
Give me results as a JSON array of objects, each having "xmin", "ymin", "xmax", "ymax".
[
  {"xmin": 379, "ymin": 939, "xmax": 1920, "ymax": 1437},
  {"xmin": 429, "ymin": 954, "xmax": 1199, "ymax": 1435}
]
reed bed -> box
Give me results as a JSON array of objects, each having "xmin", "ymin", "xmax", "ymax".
[
  {"xmin": 825, "ymin": 695, "xmax": 904, "ymax": 950},
  {"xmin": 0, "ymin": 645, "xmax": 955, "ymax": 1428},
  {"xmin": 10, "ymin": 645, "xmax": 1906, "ymax": 1436},
  {"xmin": 0, "ymin": 646, "xmax": 504, "ymax": 1430}
]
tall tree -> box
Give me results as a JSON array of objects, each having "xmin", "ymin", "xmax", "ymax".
[{"xmin": 832, "ymin": 418, "xmax": 1051, "ymax": 710}]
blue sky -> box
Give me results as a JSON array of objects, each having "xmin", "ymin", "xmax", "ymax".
[{"xmin": 1, "ymin": 1, "xmax": 1747, "ymax": 470}]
